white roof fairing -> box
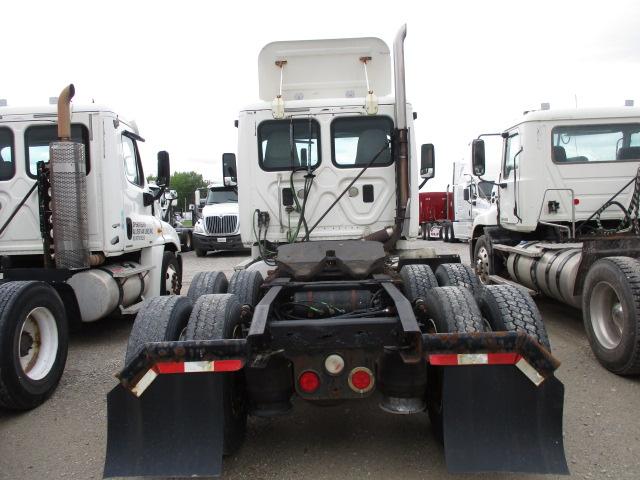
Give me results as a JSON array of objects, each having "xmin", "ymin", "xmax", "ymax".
[{"xmin": 258, "ymin": 37, "xmax": 391, "ymax": 102}]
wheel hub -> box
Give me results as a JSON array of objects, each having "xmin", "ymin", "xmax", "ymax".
[
  {"xmin": 166, "ymin": 265, "xmax": 180, "ymax": 294},
  {"xmin": 18, "ymin": 306, "xmax": 58, "ymax": 380},
  {"xmin": 590, "ymin": 281, "xmax": 624, "ymax": 349},
  {"xmin": 475, "ymin": 246, "xmax": 490, "ymax": 284}
]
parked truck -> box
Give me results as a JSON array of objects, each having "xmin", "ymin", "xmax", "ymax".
[
  {"xmin": 470, "ymin": 105, "xmax": 640, "ymax": 375},
  {"xmin": 105, "ymin": 27, "xmax": 567, "ymax": 478},
  {"xmin": 0, "ymin": 86, "xmax": 183, "ymax": 410},
  {"xmin": 192, "ymin": 169, "xmax": 243, "ymax": 256}
]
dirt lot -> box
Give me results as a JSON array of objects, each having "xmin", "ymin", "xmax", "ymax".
[{"xmin": 1, "ymin": 242, "xmax": 639, "ymax": 480}]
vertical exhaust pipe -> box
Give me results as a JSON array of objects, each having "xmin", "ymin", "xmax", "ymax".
[
  {"xmin": 363, "ymin": 25, "xmax": 410, "ymax": 249},
  {"xmin": 50, "ymin": 84, "xmax": 90, "ymax": 269}
]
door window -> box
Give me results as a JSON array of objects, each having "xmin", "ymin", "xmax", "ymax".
[
  {"xmin": 0, "ymin": 128, "xmax": 14, "ymax": 181},
  {"xmin": 24, "ymin": 124, "xmax": 90, "ymax": 178},
  {"xmin": 122, "ymin": 134, "xmax": 144, "ymax": 187},
  {"xmin": 503, "ymin": 132, "xmax": 520, "ymax": 178}
]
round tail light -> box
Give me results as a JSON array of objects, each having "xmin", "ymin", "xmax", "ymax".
[
  {"xmin": 348, "ymin": 367, "xmax": 374, "ymax": 393},
  {"xmin": 298, "ymin": 370, "xmax": 320, "ymax": 393}
]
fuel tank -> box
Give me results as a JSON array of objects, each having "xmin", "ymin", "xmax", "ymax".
[
  {"xmin": 506, "ymin": 243, "xmax": 582, "ymax": 308},
  {"xmin": 67, "ymin": 262, "xmax": 148, "ymax": 321}
]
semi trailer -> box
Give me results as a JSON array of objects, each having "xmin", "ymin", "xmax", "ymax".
[
  {"xmin": 470, "ymin": 106, "xmax": 640, "ymax": 375},
  {"xmin": 0, "ymin": 86, "xmax": 183, "ymax": 410},
  {"xmin": 105, "ymin": 26, "xmax": 567, "ymax": 478}
]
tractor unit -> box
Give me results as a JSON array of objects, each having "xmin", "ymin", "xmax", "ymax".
[{"xmin": 105, "ymin": 26, "xmax": 568, "ymax": 478}]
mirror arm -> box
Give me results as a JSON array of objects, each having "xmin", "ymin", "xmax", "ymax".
[{"xmin": 419, "ymin": 177, "xmax": 429, "ymax": 190}]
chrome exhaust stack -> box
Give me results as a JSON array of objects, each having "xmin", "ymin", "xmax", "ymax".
[{"xmin": 49, "ymin": 84, "xmax": 90, "ymax": 269}]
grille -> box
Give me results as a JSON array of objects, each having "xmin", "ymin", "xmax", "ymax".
[
  {"xmin": 204, "ymin": 215, "xmax": 238, "ymax": 235},
  {"xmin": 49, "ymin": 141, "xmax": 90, "ymax": 270}
]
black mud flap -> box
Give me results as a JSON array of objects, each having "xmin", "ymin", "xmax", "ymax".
[
  {"xmin": 442, "ymin": 365, "xmax": 568, "ymax": 475},
  {"xmin": 104, "ymin": 374, "xmax": 224, "ymax": 478}
]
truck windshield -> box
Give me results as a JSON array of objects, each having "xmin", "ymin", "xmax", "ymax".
[
  {"xmin": 552, "ymin": 123, "xmax": 640, "ymax": 163},
  {"xmin": 24, "ymin": 124, "xmax": 90, "ymax": 177},
  {"xmin": 0, "ymin": 128, "xmax": 15, "ymax": 181},
  {"xmin": 207, "ymin": 189, "xmax": 237, "ymax": 204},
  {"xmin": 331, "ymin": 116, "xmax": 393, "ymax": 167}
]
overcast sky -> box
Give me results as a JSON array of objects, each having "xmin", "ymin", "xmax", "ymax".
[{"xmin": 4, "ymin": 0, "xmax": 640, "ymax": 190}]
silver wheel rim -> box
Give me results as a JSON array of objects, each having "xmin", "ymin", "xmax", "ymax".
[
  {"xmin": 165, "ymin": 264, "xmax": 179, "ymax": 294},
  {"xmin": 590, "ymin": 281, "xmax": 624, "ymax": 349},
  {"xmin": 18, "ymin": 307, "xmax": 58, "ymax": 380},
  {"xmin": 475, "ymin": 246, "xmax": 491, "ymax": 284}
]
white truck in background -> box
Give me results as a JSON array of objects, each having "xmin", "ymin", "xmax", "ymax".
[
  {"xmin": 470, "ymin": 106, "xmax": 640, "ymax": 375},
  {"xmin": 0, "ymin": 85, "xmax": 182, "ymax": 410},
  {"xmin": 442, "ymin": 164, "xmax": 493, "ymax": 242},
  {"xmin": 192, "ymin": 154, "xmax": 243, "ymax": 256}
]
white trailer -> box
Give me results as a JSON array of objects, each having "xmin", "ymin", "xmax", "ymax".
[
  {"xmin": 0, "ymin": 86, "xmax": 182, "ymax": 409},
  {"xmin": 470, "ymin": 106, "xmax": 640, "ymax": 375}
]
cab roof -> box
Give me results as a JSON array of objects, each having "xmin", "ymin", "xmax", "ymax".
[
  {"xmin": 511, "ymin": 107, "xmax": 640, "ymax": 128},
  {"xmin": 0, "ymin": 104, "xmax": 117, "ymax": 118}
]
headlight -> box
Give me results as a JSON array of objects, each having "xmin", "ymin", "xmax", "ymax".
[{"xmin": 193, "ymin": 219, "xmax": 205, "ymax": 234}]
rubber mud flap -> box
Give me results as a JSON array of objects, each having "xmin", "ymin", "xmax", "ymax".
[
  {"xmin": 442, "ymin": 365, "xmax": 568, "ymax": 475},
  {"xmin": 104, "ymin": 374, "xmax": 224, "ymax": 478}
]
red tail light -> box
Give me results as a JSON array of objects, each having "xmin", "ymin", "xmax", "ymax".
[
  {"xmin": 348, "ymin": 367, "xmax": 374, "ymax": 393},
  {"xmin": 298, "ymin": 370, "xmax": 320, "ymax": 393}
]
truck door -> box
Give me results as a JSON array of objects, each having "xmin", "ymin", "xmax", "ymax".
[
  {"xmin": 498, "ymin": 130, "xmax": 521, "ymax": 226},
  {"xmin": 119, "ymin": 131, "xmax": 157, "ymax": 251}
]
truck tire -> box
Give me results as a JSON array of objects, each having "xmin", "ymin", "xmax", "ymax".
[
  {"xmin": 228, "ymin": 270, "xmax": 263, "ymax": 308},
  {"xmin": 448, "ymin": 223, "xmax": 457, "ymax": 243},
  {"xmin": 182, "ymin": 231, "xmax": 192, "ymax": 252},
  {"xmin": 476, "ymin": 284, "xmax": 550, "ymax": 350},
  {"xmin": 443, "ymin": 224, "xmax": 450, "ymax": 243},
  {"xmin": 0, "ymin": 281, "xmax": 68, "ymax": 410},
  {"xmin": 185, "ymin": 294, "xmax": 247, "ymax": 455},
  {"xmin": 400, "ymin": 264, "xmax": 438, "ymax": 303},
  {"xmin": 425, "ymin": 223, "xmax": 432, "ymax": 240},
  {"xmin": 434, "ymin": 263, "xmax": 482, "ymax": 296},
  {"xmin": 473, "ymin": 234, "xmax": 496, "ymax": 284},
  {"xmin": 424, "ymin": 286, "xmax": 486, "ymax": 442},
  {"xmin": 160, "ymin": 251, "xmax": 182, "ymax": 296},
  {"xmin": 187, "ymin": 271, "xmax": 228, "ymax": 302},
  {"xmin": 124, "ymin": 295, "xmax": 193, "ymax": 365},
  {"xmin": 582, "ymin": 257, "xmax": 640, "ymax": 375},
  {"xmin": 421, "ymin": 223, "xmax": 427, "ymax": 240},
  {"xmin": 195, "ymin": 248, "xmax": 207, "ymax": 257}
]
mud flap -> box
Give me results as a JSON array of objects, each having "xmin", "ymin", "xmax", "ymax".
[
  {"xmin": 104, "ymin": 373, "xmax": 224, "ymax": 478},
  {"xmin": 442, "ymin": 365, "xmax": 568, "ymax": 474}
]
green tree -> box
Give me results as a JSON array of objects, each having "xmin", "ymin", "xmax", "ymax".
[
  {"xmin": 146, "ymin": 174, "xmax": 157, "ymax": 184},
  {"xmin": 170, "ymin": 171, "xmax": 208, "ymax": 210}
]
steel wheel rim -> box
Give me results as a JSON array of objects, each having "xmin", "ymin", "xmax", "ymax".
[
  {"xmin": 18, "ymin": 306, "xmax": 58, "ymax": 380},
  {"xmin": 165, "ymin": 264, "xmax": 179, "ymax": 294},
  {"xmin": 475, "ymin": 246, "xmax": 491, "ymax": 284},
  {"xmin": 590, "ymin": 281, "xmax": 624, "ymax": 349}
]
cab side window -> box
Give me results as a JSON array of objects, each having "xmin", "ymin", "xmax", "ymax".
[
  {"xmin": 503, "ymin": 132, "xmax": 520, "ymax": 178},
  {"xmin": 0, "ymin": 128, "xmax": 15, "ymax": 181},
  {"xmin": 122, "ymin": 134, "xmax": 144, "ymax": 187}
]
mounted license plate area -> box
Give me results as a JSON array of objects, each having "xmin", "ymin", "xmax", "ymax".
[{"xmin": 217, "ymin": 237, "xmax": 227, "ymax": 243}]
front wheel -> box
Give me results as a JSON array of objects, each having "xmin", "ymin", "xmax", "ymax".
[
  {"xmin": 473, "ymin": 235, "xmax": 493, "ymax": 284},
  {"xmin": 582, "ymin": 257, "xmax": 640, "ymax": 375},
  {"xmin": 0, "ymin": 281, "xmax": 68, "ymax": 410},
  {"xmin": 160, "ymin": 251, "xmax": 182, "ymax": 295}
]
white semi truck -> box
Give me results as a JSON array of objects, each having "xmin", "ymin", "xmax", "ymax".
[
  {"xmin": 105, "ymin": 27, "xmax": 567, "ymax": 478},
  {"xmin": 192, "ymin": 168, "xmax": 243, "ymax": 256},
  {"xmin": 0, "ymin": 86, "xmax": 182, "ymax": 409},
  {"xmin": 470, "ymin": 106, "xmax": 640, "ymax": 375}
]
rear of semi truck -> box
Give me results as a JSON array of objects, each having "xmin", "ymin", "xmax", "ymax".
[{"xmin": 105, "ymin": 25, "xmax": 568, "ymax": 478}]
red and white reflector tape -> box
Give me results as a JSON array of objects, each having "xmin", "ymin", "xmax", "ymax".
[
  {"xmin": 428, "ymin": 353, "xmax": 545, "ymax": 386},
  {"xmin": 131, "ymin": 359, "xmax": 244, "ymax": 397}
]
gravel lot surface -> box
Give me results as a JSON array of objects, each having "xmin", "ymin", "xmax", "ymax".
[{"xmin": 1, "ymin": 242, "xmax": 639, "ymax": 480}]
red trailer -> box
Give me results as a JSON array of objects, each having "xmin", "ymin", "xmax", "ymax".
[{"xmin": 419, "ymin": 191, "xmax": 453, "ymax": 240}]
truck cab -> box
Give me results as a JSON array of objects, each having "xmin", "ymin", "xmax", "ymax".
[
  {"xmin": 236, "ymin": 37, "xmax": 421, "ymax": 248},
  {"xmin": 192, "ymin": 181, "xmax": 242, "ymax": 255}
]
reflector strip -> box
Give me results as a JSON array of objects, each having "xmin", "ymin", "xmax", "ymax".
[
  {"xmin": 516, "ymin": 357, "xmax": 545, "ymax": 386},
  {"xmin": 429, "ymin": 353, "xmax": 521, "ymax": 366},
  {"xmin": 130, "ymin": 359, "xmax": 245, "ymax": 397}
]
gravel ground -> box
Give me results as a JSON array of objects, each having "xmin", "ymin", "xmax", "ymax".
[{"xmin": 1, "ymin": 242, "xmax": 639, "ymax": 480}]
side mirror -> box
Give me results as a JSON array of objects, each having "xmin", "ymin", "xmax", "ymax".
[
  {"xmin": 222, "ymin": 153, "xmax": 237, "ymax": 186},
  {"xmin": 143, "ymin": 191, "xmax": 155, "ymax": 207},
  {"xmin": 420, "ymin": 144, "xmax": 435, "ymax": 179},
  {"xmin": 157, "ymin": 151, "xmax": 171, "ymax": 187},
  {"xmin": 471, "ymin": 139, "xmax": 485, "ymax": 176}
]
